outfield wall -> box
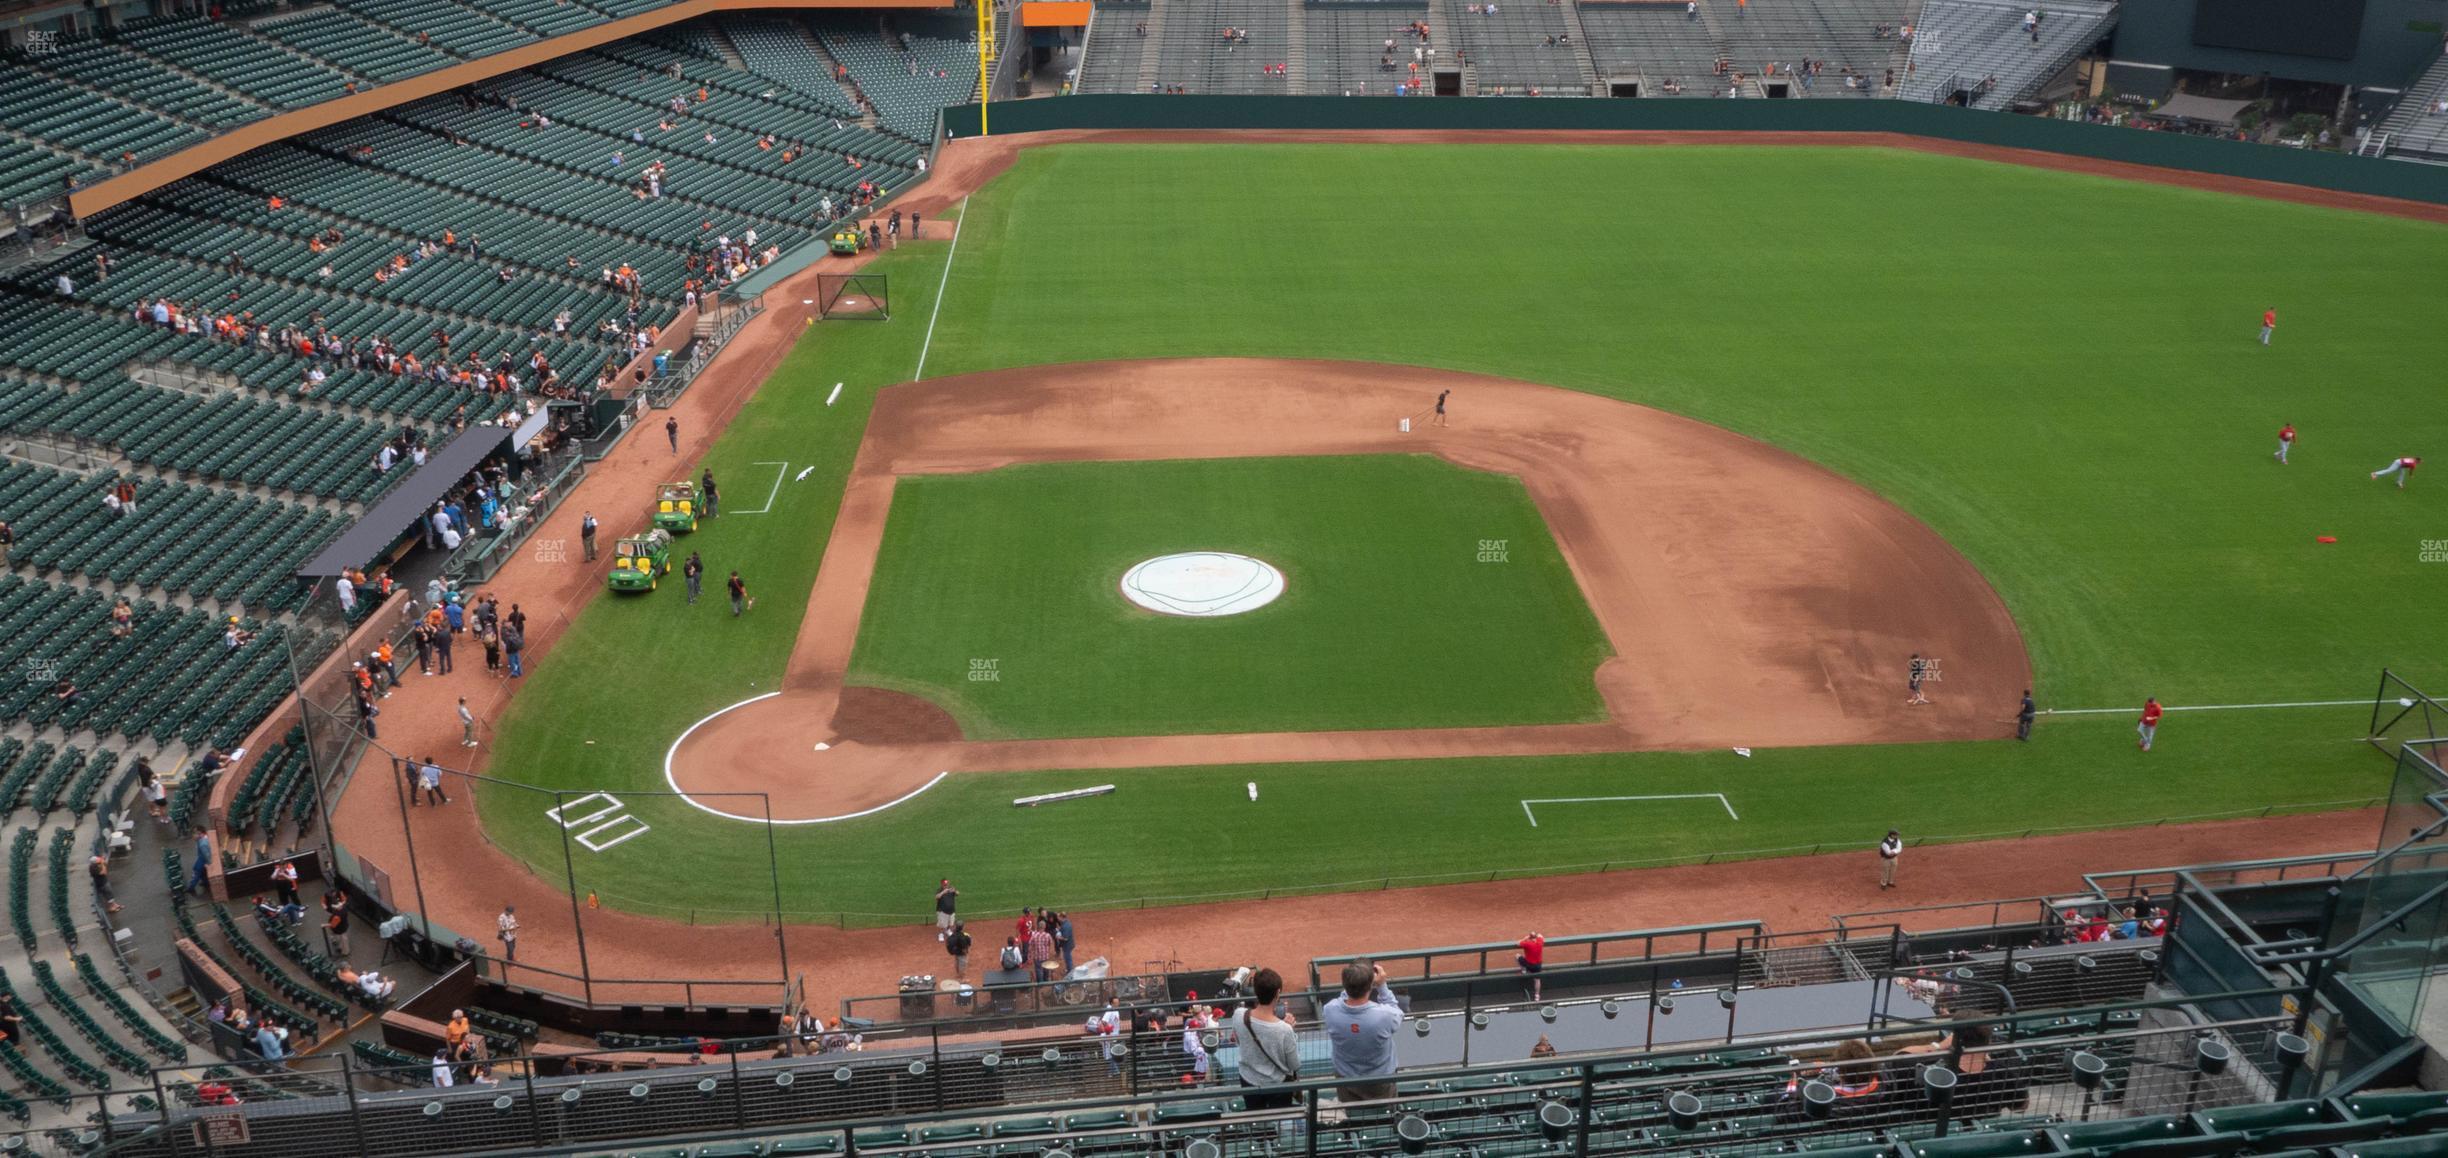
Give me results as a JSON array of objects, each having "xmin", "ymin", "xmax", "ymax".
[{"xmin": 943, "ymin": 97, "xmax": 2448, "ymax": 208}]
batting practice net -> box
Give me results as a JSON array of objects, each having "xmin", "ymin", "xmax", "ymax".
[{"xmin": 817, "ymin": 272, "xmax": 889, "ymax": 320}]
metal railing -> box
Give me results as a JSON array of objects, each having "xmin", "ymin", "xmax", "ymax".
[
  {"xmin": 1311, "ymin": 922, "xmax": 1765, "ymax": 993},
  {"xmin": 45, "ymin": 992, "xmax": 2312, "ymax": 1158}
]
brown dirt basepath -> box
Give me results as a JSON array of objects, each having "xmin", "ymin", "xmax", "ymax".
[{"xmin": 671, "ymin": 358, "xmax": 2029, "ymax": 820}]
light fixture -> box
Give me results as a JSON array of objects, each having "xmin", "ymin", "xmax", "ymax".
[
  {"xmin": 1397, "ymin": 1114, "xmax": 1435, "ymax": 1155},
  {"xmin": 1600, "ymin": 1000, "xmax": 1620, "ymax": 1020},
  {"xmin": 1539, "ymin": 1005, "xmax": 1558, "ymax": 1023},
  {"xmin": 1667, "ymin": 1091, "xmax": 1703, "ymax": 1131}
]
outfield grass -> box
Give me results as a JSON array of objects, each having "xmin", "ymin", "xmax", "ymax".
[
  {"xmin": 472, "ymin": 146, "xmax": 2447, "ymax": 922},
  {"xmin": 847, "ymin": 455, "xmax": 1612, "ymax": 737}
]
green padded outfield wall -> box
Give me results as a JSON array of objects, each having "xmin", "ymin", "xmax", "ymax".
[{"xmin": 943, "ymin": 96, "xmax": 2448, "ymax": 207}]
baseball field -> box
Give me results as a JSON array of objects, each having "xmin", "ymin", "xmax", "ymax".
[{"xmin": 469, "ymin": 140, "xmax": 2448, "ymax": 926}]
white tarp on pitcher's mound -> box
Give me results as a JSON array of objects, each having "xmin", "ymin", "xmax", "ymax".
[{"xmin": 1119, "ymin": 552, "xmax": 1285, "ymax": 617}]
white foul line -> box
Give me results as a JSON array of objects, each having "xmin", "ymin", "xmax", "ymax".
[
  {"xmin": 731, "ymin": 461, "xmax": 790, "ymax": 515},
  {"xmin": 2044, "ymin": 698, "xmax": 2368, "ymax": 716},
  {"xmin": 1522, "ymin": 794, "xmax": 1740, "ymax": 828},
  {"xmin": 911, "ymin": 196, "xmax": 968, "ymax": 383}
]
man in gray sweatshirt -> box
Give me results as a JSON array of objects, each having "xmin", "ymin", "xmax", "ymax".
[{"xmin": 1320, "ymin": 960, "xmax": 1402, "ymax": 1102}]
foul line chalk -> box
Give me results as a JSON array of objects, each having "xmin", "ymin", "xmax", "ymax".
[
  {"xmin": 2044, "ymin": 698, "xmax": 2369, "ymax": 716},
  {"xmin": 732, "ymin": 461, "xmax": 789, "ymax": 515},
  {"xmin": 1522, "ymin": 794, "xmax": 1740, "ymax": 828}
]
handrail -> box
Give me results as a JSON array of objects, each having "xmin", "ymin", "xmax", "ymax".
[
  {"xmin": 2340, "ymin": 805, "xmax": 2448, "ymax": 883},
  {"xmin": 72, "ymin": 1002, "xmax": 2303, "ymax": 1158},
  {"xmin": 2253, "ymin": 879, "xmax": 2448, "ymax": 966},
  {"xmin": 1310, "ymin": 919, "xmax": 1764, "ymax": 981}
]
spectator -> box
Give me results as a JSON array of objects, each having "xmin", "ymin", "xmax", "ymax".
[
  {"xmin": 139, "ymin": 758, "xmax": 166, "ymax": 823},
  {"xmin": 188, "ymin": 831, "xmax": 213, "ymax": 896},
  {"xmin": 0, "ymin": 518, "xmax": 12, "ymax": 567},
  {"xmin": 326, "ymin": 898, "xmax": 353, "ymax": 958},
  {"xmin": 419, "ymin": 758, "xmax": 448, "ymax": 806},
  {"xmin": 497, "ymin": 906, "xmax": 520, "ymax": 961},
  {"xmin": 1320, "ymin": 961, "xmax": 1401, "ymax": 1102},
  {"xmin": 944, "ymin": 921, "xmax": 972, "ymax": 978},
  {"xmin": 998, "ymin": 937, "xmax": 1024, "ymax": 972},
  {"xmin": 254, "ymin": 1021, "xmax": 287, "ymax": 1063},
  {"xmin": 1878, "ymin": 829, "xmax": 1902, "ymax": 889},
  {"xmin": 89, "ymin": 854, "xmax": 122, "ymax": 914},
  {"xmin": 1229, "ymin": 968, "xmax": 1301, "ymax": 1108},
  {"xmin": 1531, "ymin": 1035, "xmax": 1558, "ymax": 1058},
  {"xmin": 271, "ymin": 859, "xmax": 300, "ymax": 906},
  {"xmin": 1026, "ymin": 921, "xmax": 1056, "ymax": 982},
  {"xmin": 339, "ymin": 968, "xmax": 395, "ymax": 1000},
  {"xmin": 1055, "ymin": 911, "xmax": 1076, "ymax": 973},
  {"xmin": 431, "ymin": 1048, "xmax": 455, "ymax": 1088},
  {"xmin": 1517, "ymin": 930, "xmax": 1545, "ymax": 1000},
  {"xmin": 935, "ymin": 879, "xmax": 959, "ymax": 939},
  {"xmin": 727, "ymin": 570, "xmax": 748, "ymax": 617}
]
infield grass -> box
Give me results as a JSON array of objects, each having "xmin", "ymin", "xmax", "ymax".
[
  {"xmin": 475, "ymin": 145, "xmax": 2448, "ymax": 923},
  {"xmin": 847, "ymin": 456, "xmax": 1612, "ymax": 738}
]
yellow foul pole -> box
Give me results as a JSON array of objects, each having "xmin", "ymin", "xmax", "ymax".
[{"xmin": 977, "ymin": 1, "xmax": 998, "ymax": 136}]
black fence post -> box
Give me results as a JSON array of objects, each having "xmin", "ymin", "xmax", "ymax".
[
  {"xmin": 524, "ymin": 1064, "xmax": 546, "ymax": 1151},
  {"xmin": 1574, "ymin": 1065, "xmax": 1597, "ymax": 1156},
  {"xmin": 1304, "ymin": 1086, "xmax": 1321, "ymax": 1157},
  {"xmin": 730, "ymin": 1048, "xmax": 748, "ymax": 1132},
  {"xmin": 339, "ymin": 1053, "xmax": 371, "ymax": 1158}
]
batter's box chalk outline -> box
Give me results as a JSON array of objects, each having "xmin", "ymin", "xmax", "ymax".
[
  {"xmin": 1520, "ymin": 794, "xmax": 1740, "ymax": 828},
  {"xmin": 545, "ymin": 792, "xmax": 623, "ymax": 829},
  {"xmin": 574, "ymin": 814, "xmax": 651, "ymax": 852},
  {"xmin": 731, "ymin": 462, "xmax": 791, "ymax": 515}
]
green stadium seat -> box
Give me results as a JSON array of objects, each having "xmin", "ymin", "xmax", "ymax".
[
  {"xmin": 2339, "ymin": 1091, "xmax": 2448, "ymax": 1122},
  {"xmin": 1907, "ymin": 1130, "xmax": 2055, "ymax": 1158},
  {"xmin": 763, "ymin": 1136, "xmax": 843, "ymax": 1156},
  {"xmin": 2340, "ymin": 1138, "xmax": 2448, "ymax": 1158}
]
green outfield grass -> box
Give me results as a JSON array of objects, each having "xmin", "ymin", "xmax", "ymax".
[
  {"xmin": 472, "ymin": 144, "xmax": 2447, "ymax": 923},
  {"xmin": 846, "ymin": 456, "xmax": 1611, "ymax": 737}
]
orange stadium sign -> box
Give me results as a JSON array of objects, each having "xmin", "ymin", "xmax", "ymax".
[{"xmin": 1020, "ymin": 1, "xmax": 1091, "ymax": 26}]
